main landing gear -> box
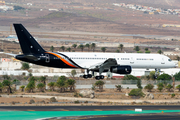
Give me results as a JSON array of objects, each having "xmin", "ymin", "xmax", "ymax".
[
  {"xmin": 95, "ymin": 75, "xmax": 104, "ymax": 80},
  {"xmin": 83, "ymin": 74, "xmax": 92, "ymax": 79},
  {"xmin": 82, "ymin": 69, "xmax": 104, "ymax": 80}
]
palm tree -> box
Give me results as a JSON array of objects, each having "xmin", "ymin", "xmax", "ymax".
[
  {"xmin": 50, "ymin": 46, "xmax": 54, "ymax": 52},
  {"xmin": 0, "ymin": 82, "xmax": 3, "ymax": 93},
  {"xmin": 85, "ymin": 44, "xmax": 90, "ymax": 52},
  {"xmin": 157, "ymin": 50, "xmax": 163, "ymax": 54},
  {"xmin": 56, "ymin": 79, "xmax": 65, "ymax": 92},
  {"xmin": 91, "ymin": 43, "xmax": 96, "ymax": 52},
  {"xmin": 37, "ymin": 83, "xmax": 45, "ymax": 92},
  {"xmin": 48, "ymin": 82, "xmax": 55, "ymax": 91},
  {"xmin": 66, "ymin": 47, "xmax": 71, "ymax": 52},
  {"xmin": 101, "ymin": 47, "xmax": 106, "ymax": 52},
  {"xmin": 72, "ymin": 44, "xmax": 77, "ymax": 49},
  {"xmin": 39, "ymin": 76, "xmax": 47, "ymax": 85},
  {"xmin": 78, "ymin": 44, "xmax": 84, "ymax": 52},
  {"xmin": 2, "ymin": 80, "xmax": 12, "ymax": 93},
  {"xmin": 66, "ymin": 79, "xmax": 76, "ymax": 92},
  {"xmin": 118, "ymin": 44, "xmax": 124, "ymax": 52},
  {"xmin": 20, "ymin": 85, "xmax": 25, "ymax": 92},
  {"xmin": 60, "ymin": 46, "xmax": 66, "ymax": 52}
]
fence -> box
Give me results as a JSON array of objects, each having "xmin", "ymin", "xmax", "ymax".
[
  {"xmin": 74, "ymin": 80, "xmax": 177, "ymax": 85},
  {"xmin": 7, "ymin": 79, "xmax": 180, "ymax": 90},
  {"xmin": 11, "ymin": 79, "xmax": 180, "ymax": 86}
]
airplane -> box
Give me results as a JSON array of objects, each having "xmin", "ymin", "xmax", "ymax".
[{"xmin": 7, "ymin": 24, "xmax": 176, "ymax": 80}]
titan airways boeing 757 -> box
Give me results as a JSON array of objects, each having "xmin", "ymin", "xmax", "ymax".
[{"xmin": 7, "ymin": 24, "xmax": 176, "ymax": 80}]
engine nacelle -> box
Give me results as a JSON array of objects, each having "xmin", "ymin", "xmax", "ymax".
[{"xmin": 110, "ymin": 65, "xmax": 132, "ymax": 74}]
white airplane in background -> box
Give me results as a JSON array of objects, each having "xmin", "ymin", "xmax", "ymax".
[{"xmin": 7, "ymin": 24, "xmax": 176, "ymax": 80}]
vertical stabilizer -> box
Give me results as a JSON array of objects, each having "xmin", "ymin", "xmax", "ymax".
[{"xmin": 13, "ymin": 24, "xmax": 45, "ymax": 54}]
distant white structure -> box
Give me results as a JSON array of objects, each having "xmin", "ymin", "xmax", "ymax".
[
  {"xmin": 49, "ymin": 9, "xmax": 59, "ymax": 11},
  {"xmin": 0, "ymin": 5, "xmax": 13, "ymax": 11},
  {"xmin": 27, "ymin": 3, "xmax": 32, "ymax": 6}
]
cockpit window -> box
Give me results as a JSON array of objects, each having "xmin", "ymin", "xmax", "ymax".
[{"xmin": 168, "ymin": 59, "xmax": 172, "ymax": 62}]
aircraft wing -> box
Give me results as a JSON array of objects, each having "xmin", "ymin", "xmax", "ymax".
[
  {"xmin": 4, "ymin": 53, "xmax": 17, "ymax": 57},
  {"xmin": 89, "ymin": 58, "xmax": 118, "ymax": 71}
]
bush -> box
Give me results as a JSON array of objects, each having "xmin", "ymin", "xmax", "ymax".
[
  {"xmin": 123, "ymin": 75, "xmax": 140, "ymax": 80},
  {"xmin": 115, "ymin": 85, "xmax": 123, "ymax": 92},
  {"xmin": 158, "ymin": 86, "xmax": 163, "ymax": 92},
  {"xmin": 144, "ymin": 84, "xmax": 154, "ymax": 92},
  {"xmin": 145, "ymin": 50, "xmax": 151, "ymax": 53},
  {"xmin": 173, "ymin": 72, "xmax": 180, "ymax": 81},
  {"xmin": 137, "ymin": 79, "xmax": 142, "ymax": 89},
  {"xmin": 14, "ymin": 6, "xmax": 25, "ymax": 10},
  {"xmin": 91, "ymin": 84, "xmax": 96, "ymax": 90},
  {"xmin": 129, "ymin": 89, "xmax": 144, "ymax": 97},
  {"xmin": 176, "ymin": 85, "xmax": 180, "ymax": 92},
  {"xmin": 157, "ymin": 73, "xmax": 172, "ymax": 80},
  {"xmin": 48, "ymin": 82, "xmax": 55, "ymax": 91},
  {"xmin": 74, "ymin": 100, "xmax": 80, "ymax": 104},
  {"xmin": 50, "ymin": 97, "xmax": 57, "ymax": 102},
  {"xmin": 157, "ymin": 83, "xmax": 164, "ymax": 88},
  {"xmin": 74, "ymin": 92, "xmax": 79, "ymax": 97},
  {"xmin": 171, "ymin": 93, "xmax": 175, "ymax": 98},
  {"xmin": 95, "ymin": 81, "xmax": 105, "ymax": 92},
  {"xmin": 29, "ymin": 99, "xmax": 35, "ymax": 104},
  {"xmin": 37, "ymin": 83, "xmax": 45, "ymax": 92},
  {"xmin": 79, "ymin": 93, "xmax": 83, "ymax": 97},
  {"xmin": 21, "ymin": 63, "xmax": 30, "ymax": 70},
  {"xmin": 71, "ymin": 70, "xmax": 77, "ymax": 77},
  {"xmin": 166, "ymin": 84, "xmax": 173, "ymax": 92}
]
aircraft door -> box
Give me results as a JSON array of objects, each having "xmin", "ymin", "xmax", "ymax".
[
  {"xmin": 45, "ymin": 54, "xmax": 50, "ymax": 63},
  {"xmin": 161, "ymin": 58, "xmax": 165, "ymax": 64},
  {"xmin": 130, "ymin": 57, "xmax": 134, "ymax": 64}
]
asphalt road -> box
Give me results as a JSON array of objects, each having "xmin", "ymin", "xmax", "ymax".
[
  {"xmin": 58, "ymin": 114, "xmax": 180, "ymax": 120},
  {"xmin": 0, "ymin": 105, "xmax": 180, "ymax": 111}
]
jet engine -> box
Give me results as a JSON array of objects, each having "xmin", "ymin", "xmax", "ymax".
[{"xmin": 110, "ymin": 65, "xmax": 132, "ymax": 74}]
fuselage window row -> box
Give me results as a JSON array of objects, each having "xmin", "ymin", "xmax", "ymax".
[
  {"xmin": 137, "ymin": 58, "xmax": 154, "ymax": 60},
  {"xmin": 121, "ymin": 58, "xmax": 130, "ymax": 60}
]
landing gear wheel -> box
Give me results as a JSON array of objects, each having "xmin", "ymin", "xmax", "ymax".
[
  {"xmin": 95, "ymin": 76, "xmax": 100, "ymax": 80},
  {"xmin": 88, "ymin": 74, "xmax": 92, "ymax": 78},
  {"xmin": 83, "ymin": 75, "xmax": 88, "ymax": 79},
  {"xmin": 100, "ymin": 75, "xmax": 104, "ymax": 79}
]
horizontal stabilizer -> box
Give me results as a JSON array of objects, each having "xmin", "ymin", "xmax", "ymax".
[{"xmin": 4, "ymin": 53, "xmax": 17, "ymax": 57}]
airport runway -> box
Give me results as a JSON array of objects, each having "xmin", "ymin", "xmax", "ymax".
[
  {"xmin": 1, "ymin": 105, "xmax": 180, "ymax": 111},
  {"xmin": 0, "ymin": 105, "xmax": 180, "ymax": 120}
]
